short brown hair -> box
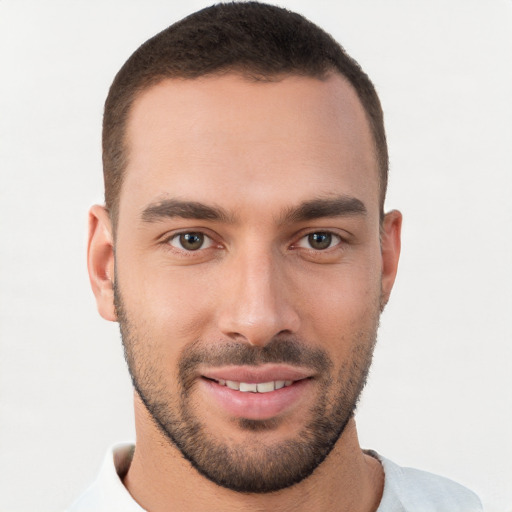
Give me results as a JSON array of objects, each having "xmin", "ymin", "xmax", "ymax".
[{"xmin": 103, "ymin": 1, "xmax": 388, "ymax": 227}]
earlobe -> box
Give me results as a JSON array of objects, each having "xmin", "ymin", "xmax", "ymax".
[
  {"xmin": 87, "ymin": 205, "xmax": 117, "ymax": 322},
  {"xmin": 380, "ymin": 210, "xmax": 402, "ymax": 310}
]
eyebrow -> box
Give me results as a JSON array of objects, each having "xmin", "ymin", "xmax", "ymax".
[
  {"xmin": 141, "ymin": 199, "xmax": 233, "ymax": 223},
  {"xmin": 140, "ymin": 195, "xmax": 366, "ymax": 224},
  {"xmin": 279, "ymin": 196, "xmax": 367, "ymax": 224}
]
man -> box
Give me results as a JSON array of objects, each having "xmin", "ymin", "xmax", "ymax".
[{"xmin": 71, "ymin": 2, "xmax": 482, "ymax": 511}]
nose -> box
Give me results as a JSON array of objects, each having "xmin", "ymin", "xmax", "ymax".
[{"xmin": 216, "ymin": 249, "xmax": 301, "ymax": 347}]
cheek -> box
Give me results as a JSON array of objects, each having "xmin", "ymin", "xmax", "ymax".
[
  {"xmin": 296, "ymin": 261, "xmax": 382, "ymax": 350},
  {"xmin": 116, "ymin": 256, "xmax": 217, "ymax": 362},
  {"xmin": 302, "ymin": 255, "xmax": 381, "ymax": 308}
]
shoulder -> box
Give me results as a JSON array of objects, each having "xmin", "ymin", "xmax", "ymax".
[
  {"xmin": 66, "ymin": 443, "xmax": 143, "ymax": 512},
  {"xmin": 369, "ymin": 451, "xmax": 483, "ymax": 512}
]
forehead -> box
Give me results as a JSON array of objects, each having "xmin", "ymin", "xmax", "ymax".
[{"xmin": 121, "ymin": 73, "xmax": 379, "ymax": 220}]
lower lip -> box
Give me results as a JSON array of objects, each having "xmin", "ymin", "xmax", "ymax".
[{"xmin": 200, "ymin": 378, "xmax": 311, "ymax": 421}]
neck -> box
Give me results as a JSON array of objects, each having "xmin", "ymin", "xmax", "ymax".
[{"xmin": 123, "ymin": 394, "xmax": 383, "ymax": 512}]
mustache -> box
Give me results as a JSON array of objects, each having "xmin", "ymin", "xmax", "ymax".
[{"xmin": 179, "ymin": 338, "xmax": 332, "ymax": 386}]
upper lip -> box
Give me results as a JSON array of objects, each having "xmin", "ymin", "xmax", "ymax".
[{"xmin": 200, "ymin": 364, "xmax": 314, "ymax": 383}]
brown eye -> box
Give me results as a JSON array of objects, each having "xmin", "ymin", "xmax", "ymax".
[
  {"xmin": 297, "ymin": 232, "xmax": 340, "ymax": 250},
  {"xmin": 169, "ymin": 232, "xmax": 212, "ymax": 251},
  {"xmin": 308, "ymin": 232, "xmax": 332, "ymax": 250}
]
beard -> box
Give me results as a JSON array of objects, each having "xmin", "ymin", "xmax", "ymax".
[{"xmin": 114, "ymin": 284, "xmax": 379, "ymax": 494}]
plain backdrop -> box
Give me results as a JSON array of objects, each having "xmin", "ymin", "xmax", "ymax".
[{"xmin": 0, "ymin": 1, "xmax": 511, "ymax": 511}]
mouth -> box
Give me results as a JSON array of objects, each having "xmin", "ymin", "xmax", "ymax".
[
  {"xmin": 198, "ymin": 365, "xmax": 315, "ymax": 420},
  {"xmin": 205, "ymin": 377, "xmax": 298, "ymax": 393}
]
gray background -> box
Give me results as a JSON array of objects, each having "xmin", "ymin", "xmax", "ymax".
[{"xmin": 0, "ymin": 1, "xmax": 511, "ymax": 511}]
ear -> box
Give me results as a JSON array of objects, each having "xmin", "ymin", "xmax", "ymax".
[
  {"xmin": 87, "ymin": 205, "xmax": 117, "ymax": 321},
  {"xmin": 380, "ymin": 210, "xmax": 402, "ymax": 310}
]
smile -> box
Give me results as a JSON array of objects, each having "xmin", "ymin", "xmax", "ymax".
[
  {"xmin": 212, "ymin": 379, "xmax": 296, "ymax": 393},
  {"xmin": 200, "ymin": 372, "xmax": 313, "ymax": 420}
]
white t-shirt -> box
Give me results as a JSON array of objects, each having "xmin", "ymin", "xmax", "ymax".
[{"xmin": 67, "ymin": 443, "xmax": 483, "ymax": 512}]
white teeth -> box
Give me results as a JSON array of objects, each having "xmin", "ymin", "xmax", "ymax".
[
  {"xmin": 256, "ymin": 381, "xmax": 275, "ymax": 393},
  {"xmin": 216, "ymin": 379, "xmax": 295, "ymax": 392},
  {"xmin": 239, "ymin": 382, "xmax": 258, "ymax": 392}
]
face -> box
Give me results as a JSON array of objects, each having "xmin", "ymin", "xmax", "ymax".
[{"xmin": 89, "ymin": 73, "xmax": 401, "ymax": 493}]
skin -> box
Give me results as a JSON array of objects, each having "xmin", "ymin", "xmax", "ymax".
[{"xmin": 88, "ymin": 73, "xmax": 401, "ymax": 511}]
